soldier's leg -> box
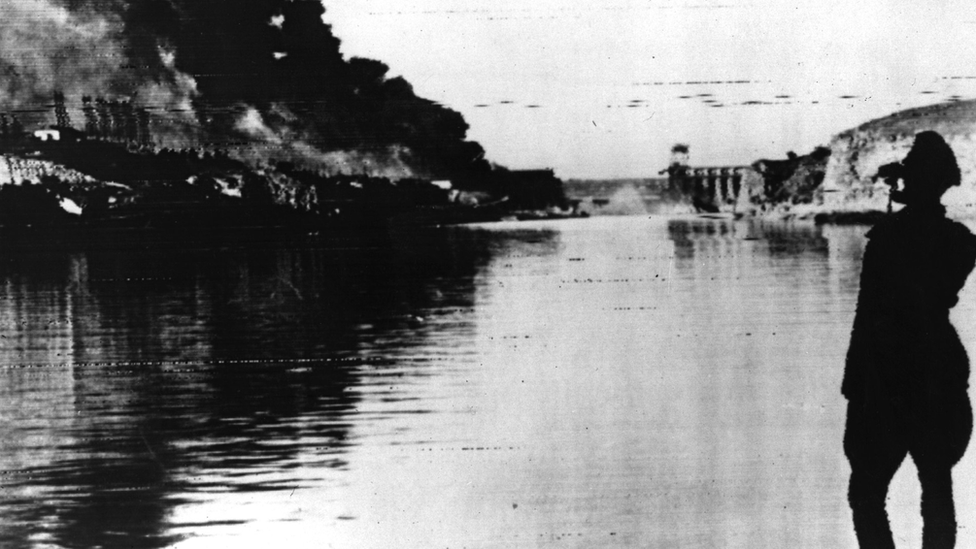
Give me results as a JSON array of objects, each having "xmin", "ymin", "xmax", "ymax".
[
  {"xmin": 916, "ymin": 462, "xmax": 955, "ymax": 549},
  {"xmin": 845, "ymin": 400, "xmax": 908, "ymax": 549},
  {"xmin": 912, "ymin": 392, "xmax": 972, "ymax": 549}
]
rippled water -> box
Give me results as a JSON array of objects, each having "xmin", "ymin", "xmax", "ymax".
[{"xmin": 2, "ymin": 216, "xmax": 975, "ymax": 549}]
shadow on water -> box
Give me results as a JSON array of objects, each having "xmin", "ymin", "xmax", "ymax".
[{"xmin": 0, "ymin": 226, "xmax": 558, "ymax": 548}]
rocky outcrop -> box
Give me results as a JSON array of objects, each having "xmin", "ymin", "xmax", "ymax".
[
  {"xmin": 823, "ymin": 101, "xmax": 976, "ymax": 218},
  {"xmin": 729, "ymin": 101, "xmax": 976, "ymax": 221}
]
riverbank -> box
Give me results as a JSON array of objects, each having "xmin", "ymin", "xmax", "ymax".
[{"xmin": 0, "ymin": 136, "xmax": 582, "ymax": 239}]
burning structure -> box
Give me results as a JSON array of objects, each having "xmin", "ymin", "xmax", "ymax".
[
  {"xmin": 0, "ymin": 0, "xmax": 493, "ymax": 179},
  {"xmin": 0, "ymin": 1, "xmax": 571, "ymax": 233}
]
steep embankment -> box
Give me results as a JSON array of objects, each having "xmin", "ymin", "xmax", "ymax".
[{"xmin": 823, "ymin": 101, "xmax": 976, "ymax": 218}]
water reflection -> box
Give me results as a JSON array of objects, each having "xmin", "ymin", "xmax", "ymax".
[
  {"xmin": 317, "ymin": 217, "xmax": 878, "ymax": 549},
  {"xmin": 12, "ymin": 217, "xmax": 959, "ymax": 548},
  {"xmin": 653, "ymin": 219, "xmax": 862, "ymax": 546},
  {"xmin": 0, "ymin": 227, "xmax": 557, "ymax": 548},
  {"xmin": 667, "ymin": 217, "xmax": 831, "ymax": 262}
]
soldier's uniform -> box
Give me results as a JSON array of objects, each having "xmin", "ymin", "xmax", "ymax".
[{"xmin": 844, "ymin": 202, "xmax": 976, "ymax": 548}]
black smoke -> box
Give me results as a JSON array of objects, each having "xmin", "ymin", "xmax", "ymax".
[{"xmin": 5, "ymin": 0, "xmax": 491, "ymax": 179}]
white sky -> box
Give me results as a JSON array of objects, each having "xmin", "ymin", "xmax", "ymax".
[{"xmin": 324, "ymin": 0, "xmax": 976, "ymax": 178}]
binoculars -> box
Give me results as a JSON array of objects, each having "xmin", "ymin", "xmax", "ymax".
[{"xmin": 874, "ymin": 162, "xmax": 904, "ymax": 187}]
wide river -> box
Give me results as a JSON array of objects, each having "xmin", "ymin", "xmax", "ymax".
[{"xmin": 2, "ymin": 215, "xmax": 976, "ymax": 549}]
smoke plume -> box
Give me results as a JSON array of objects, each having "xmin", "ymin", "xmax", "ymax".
[
  {"xmin": 1, "ymin": 0, "xmax": 491, "ymax": 179},
  {"xmin": 0, "ymin": 1, "xmax": 199, "ymax": 143}
]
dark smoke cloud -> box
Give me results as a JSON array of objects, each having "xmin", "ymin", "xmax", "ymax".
[
  {"xmin": 0, "ymin": 1, "xmax": 125, "ymax": 106},
  {"xmin": 5, "ymin": 0, "xmax": 491, "ymax": 178},
  {"xmin": 0, "ymin": 0, "xmax": 199, "ymax": 144}
]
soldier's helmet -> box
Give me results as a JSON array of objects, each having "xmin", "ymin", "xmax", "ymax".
[{"xmin": 900, "ymin": 130, "xmax": 961, "ymax": 204}]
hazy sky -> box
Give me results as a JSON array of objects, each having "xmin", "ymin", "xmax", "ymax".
[{"xmin": 325, "ymin": 0, "xmax": 976, "ymax": 178}]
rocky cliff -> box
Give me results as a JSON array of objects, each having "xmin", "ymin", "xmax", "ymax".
[{"xmin": 823, "ymin": 101, "xmax": 976, "ymax": 218}]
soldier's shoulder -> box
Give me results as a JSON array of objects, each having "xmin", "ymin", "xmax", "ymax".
[
  {"xmin": 864, "ymin": 215, "xmax": 899, "ymax": 240},
  {"xmin": 941, "ymin": 218, "xmax": 976, "ymax": 244}
]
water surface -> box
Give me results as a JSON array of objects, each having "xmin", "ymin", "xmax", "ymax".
[{"xmin": 2, "ymin": 216, "xmax": 976, "ymax": 548}]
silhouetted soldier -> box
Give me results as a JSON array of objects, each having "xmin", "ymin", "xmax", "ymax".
[{"xmin": 843, "ymin": 131, "xmax": 976, "ymax": 548}]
